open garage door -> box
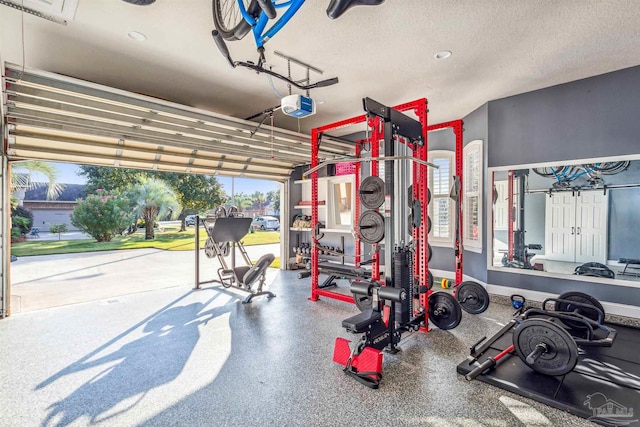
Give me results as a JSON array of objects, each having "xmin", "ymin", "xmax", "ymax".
[
  {"xmin": 1, "ymin": 63, "xmax": 354, "ymax": 316},
  {"xmin": 3, "ymin": 63, "xmax": 352, "ymax": 179}
]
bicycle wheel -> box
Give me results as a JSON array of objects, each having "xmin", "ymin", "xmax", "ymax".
[{"xmin": 212, "ymin": 0, "xmax": 257, "ymax": 41}]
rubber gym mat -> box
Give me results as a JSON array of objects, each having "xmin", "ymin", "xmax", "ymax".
[{"xmin": 457, "ymin": 323, "xmax": 640, "ymax": 427}]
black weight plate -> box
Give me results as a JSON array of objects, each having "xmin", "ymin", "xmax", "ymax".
[
  {"xmin": 354, "ymin": 291, "xmax": 373, "ymax": 312},
  {"xmin": 360, "ymin": 176, "xmax": 385, "ymax": 209},
  {"xmin": 427, "ymin": 270, "xmax": 434, "ymax": 290},
  {"xmin": 555, "ymin": 291, "xmax": 605, "ymax": 330},
  {"xmin": 358, "ymin": 210, "xmax": 385, "ymax": 244},
  {"xmin": 456, "ymin": 281, "xmax": 490, "ymax": 314},
  {"xmin": 412, "ymin": 199, "xmax": 422, "ymax": 228},
  {"xmin": 428, "ymin": 292, "xmax": 462, "ymax": 330},
  {"xmin": 428, "ymin": 243, "xmax": 433, "ymax": 262},
  {"xmin": 513, "ymin": 318, "xmax": 578, "ymax": 376},
  {"xmin": 408, "ymin": 185, "xmax": 431, "ymax": 206},
  {"xmin": 428, "ymin": 216, "xmax": 432, "ymax": 233}
]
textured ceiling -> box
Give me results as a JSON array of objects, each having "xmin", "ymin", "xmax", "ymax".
[{"xmin": 1, "ymin": 0, "xmax": 640, "ymax": 135}]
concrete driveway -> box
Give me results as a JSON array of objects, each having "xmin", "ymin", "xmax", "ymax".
[{"xmin": 10, "ymin": 243, "xmax": 280, "ymax": 314}]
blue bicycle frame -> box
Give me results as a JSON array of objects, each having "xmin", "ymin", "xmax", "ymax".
[{"xmin": 238, "ymin": 0, "xmax": 306, "ymax": 48}]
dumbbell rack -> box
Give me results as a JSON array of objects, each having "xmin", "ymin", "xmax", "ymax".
[{"xmin": 308, "ymin": 98, "xmax": 431, "ymax": 313}]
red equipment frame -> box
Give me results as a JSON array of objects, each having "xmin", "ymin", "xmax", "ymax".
[
  {"xmin": 426, "ymin": 120, "xmax": 464, "ymax": 287},
  {"xmin": 308, "ymin": 99, "xmax": 430, "ymax": 311}
]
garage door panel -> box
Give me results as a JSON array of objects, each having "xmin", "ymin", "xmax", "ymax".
[{"xmin": 3, "ymin": 63, "xmax": 357, "ymax": 181}]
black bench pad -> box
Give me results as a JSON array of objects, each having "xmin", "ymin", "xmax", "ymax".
[{"xmin": 342, "ymin": 309, "xmax": 381, "ymax": 333}]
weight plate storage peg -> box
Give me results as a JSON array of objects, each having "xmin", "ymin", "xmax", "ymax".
[
  {"xmin": 428, "ymin": 292, "xmax": 462, "ymax": 330},
  {"xmin": 359, "ymin": 176, "xmax": 385, "ymax": 209},
  {"xmin": 555, "ymin": 291, "xmax": 605, "ymax": 331},
  {"xmin": 358, "ymin": 210, "xmax": 385, "ymax": 244},
  {"xmin": 456, "ymin": 281, "xmax": 490, "ymax": 314},
  {"xmin": 513, "ymin": 318, "xmax": 579, "ymax": 376}
]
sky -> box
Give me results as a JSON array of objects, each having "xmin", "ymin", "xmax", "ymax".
[{"xmin": 31, "ymin": 162, "xmax": 280, "ymax": 196}]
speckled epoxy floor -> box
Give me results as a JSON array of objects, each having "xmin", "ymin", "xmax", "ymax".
[{"xmin": 0, "ymin": 270, "xmax": 598, "ymax": 427}]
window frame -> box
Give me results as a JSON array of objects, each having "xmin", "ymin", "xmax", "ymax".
[
  {"xmin": 428, "ymin": 150, "xmax": 455, "ymax": 247},
  {"xmin": 463, "ymin": 140, "xmax": 483, "ymax": 253},
  {"xmin": 493, "ymin": 180, "xmax": 509, "ymax": 231}
]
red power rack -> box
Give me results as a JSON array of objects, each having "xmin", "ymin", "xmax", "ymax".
[
  {"xmin": 308, "ymin": 99, "xmax": 430, "ymax": 311},
  {"xmin": 426, "ymin": 120, "xmax": 464, "ymax": 287}
]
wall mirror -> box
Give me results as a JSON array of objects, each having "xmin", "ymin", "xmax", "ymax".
[
  {"xmin": 490, "ymin": 156, "xmax": 640, "ymax": 285},
  {"xmin": 329, "ymin": 177, "xmax": 354, "ymax": 228}
]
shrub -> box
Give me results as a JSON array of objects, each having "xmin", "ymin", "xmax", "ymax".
[
  {"xmin": 49, "ymin": 223, "xmax": 69, "ymax": 240},
  {"xmin": 11, "ymin": 206, "xmax": 33, "ymax": 234},
  {"xmin": 70, "ymin": 190, "xmax": 132, "ymax": 242}
]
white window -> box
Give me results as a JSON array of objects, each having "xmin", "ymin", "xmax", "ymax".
[
  {"xmin": 463, "ymin": 140, "xmax": 483, "ymax": 252},
  {"xmin": 428, "ymin": 150, "xmax": 454, "ymax": 246}
]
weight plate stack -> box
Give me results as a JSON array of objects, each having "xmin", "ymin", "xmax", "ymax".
[
  {"xmin": 555, "ymin": 291, "xmax": 605, "ymax": 331},
  {"xmin": 204, "ymin": 238, "xmax": 216, "ymax": 258}
]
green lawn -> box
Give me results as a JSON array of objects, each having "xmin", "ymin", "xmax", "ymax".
[{"xmin": 11, "ymin": 227, "xmax": 280, "ymax": 257}]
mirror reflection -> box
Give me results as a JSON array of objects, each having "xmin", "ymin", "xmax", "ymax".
[
  {"xmin": 331, "ymin": 181, "xmax": 353, "ymax": 227},
  {"xmin": 491, "ymin": 159, "xmax": 640, "ymax": 283}
]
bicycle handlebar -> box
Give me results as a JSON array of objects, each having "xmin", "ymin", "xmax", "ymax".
[
  {"xmin": 211, "ymin": 30, "xmax": 235, "ymax": 68},
  {"xmin": 211, "ymin": 30, "xmax": 339, "ymax": 90}
]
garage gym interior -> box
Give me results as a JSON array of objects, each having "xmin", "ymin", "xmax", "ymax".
[{"xmin": 1, "ymin": 1, "xmax": 640, "ymax": 426}]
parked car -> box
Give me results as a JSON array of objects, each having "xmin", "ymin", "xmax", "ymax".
[
  {"xmin": 251, "ymin": 216, "xmax": 280, "ymax": 231},
  {"xmin": 185, "ymin": 215, "xmax": 197, "ymax": 226}
]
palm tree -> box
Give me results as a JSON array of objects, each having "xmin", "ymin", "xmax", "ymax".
[
  {"xmin": 10, "ymin": 160, "xmax": 64, "ymax": 204},
  {"xmin": 267, "ymin": 189, "xmax": 280, "ymax": 215},
  {"xmin": 232, "ymin": 193, "xmax": 253, "ymax": 211},
  {"xmin": 127, "ymin": 178, "xmax": 180, "ymax": 240},
  {"xmin": 252, "ymin": 191, "xmax": 266, "ymax": 215}
]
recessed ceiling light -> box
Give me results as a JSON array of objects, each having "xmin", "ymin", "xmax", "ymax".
[
  {"xmin": 127, "ymin": 31, "xmax": 147, "ymax": 41},
  {"xmin": 435, "ymin": 50, "xmax": 452, "ymax": 60}
]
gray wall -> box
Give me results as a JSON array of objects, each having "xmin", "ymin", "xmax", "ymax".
[
  {"xmin": 488, "ymin": 66, "xmax": 640, "ymax": 167},
  {"xmin": 484, "ymin": 65, "xmax": 640, "ymax": 305}
]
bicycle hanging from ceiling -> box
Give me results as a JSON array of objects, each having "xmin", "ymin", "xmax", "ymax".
[{"xmin": 210, "ymin": 0, "xmax": 384, "ymax": 89}]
